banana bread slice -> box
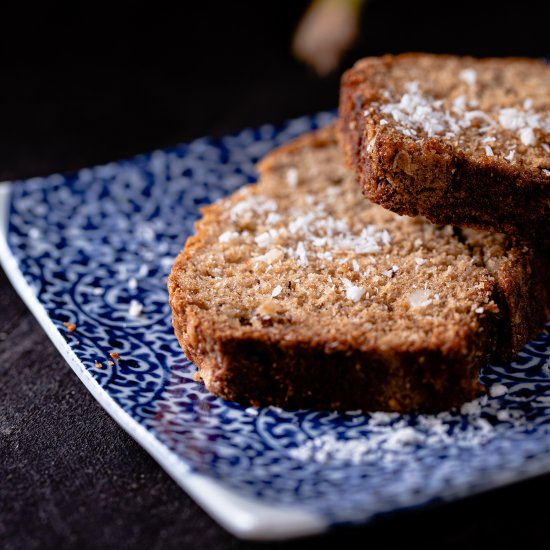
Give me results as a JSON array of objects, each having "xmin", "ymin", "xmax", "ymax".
[
  {"xmin": 339, "ymin": 53, "xmax": 550, "ymax": 243},
  {"xmin": 168, "ymin": 126, "xmax": 550, "ymax": 413}
]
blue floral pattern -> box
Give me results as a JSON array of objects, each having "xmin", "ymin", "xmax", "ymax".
[{"xmin": 6, "ymin": 112, "xmax": 550, "ymax": 526}]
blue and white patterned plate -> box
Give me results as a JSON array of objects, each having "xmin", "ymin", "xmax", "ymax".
[{"xmin": 2, "ymin": 113, "xmax": 550, "ymax": 540}]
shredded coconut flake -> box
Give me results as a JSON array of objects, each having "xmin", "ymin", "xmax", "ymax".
[
  {"xmin": 316, "ymin": 251, "xmax": 333, "ymax": 261},
  {"xmin": 286, "ymin": 167, "xmax": 298, "ymax": 189},
  {"xmin": 340, "ymin": 278, "xmax": 366, "ymax": 302},
  {"xmin": 490, "ymin": 384, "xmax": 508, "ymax": 397},
  {"xmin": 128, "ymin": 299, "xmax": 143, "ymax": 318},
  {"xmin": 271, "ymin": 285, "xmax": 283, "ymax": 297},
  {"xmin": 461, "ymin": 401, "xmax": 481, "ymax": 416},
  {"xmin": 293, "ymin": 241, "xmax": 309, "ymax": 267},
  {"xmin": 542, "ymin": 169, "xmax": 550, "ymax": 177},
  {"xmin": 519, "ymin": 126, "xmax": 537, "ymax": 146},
  {"xmin": 255, "ymin": 231, "xmax": 275, "ymax": 248},
  {"xmin": 499, "ymin": 108, "xmax": 527, "ymax": 130},
  {"xmin": 497, "ymin": 107, "xmax": 544, "ymax": 146},
  {"xmin": 408, "ymin": 289, "xmax": 432, "ymax": 308},
  {"xmin": 265, "ymin": 212, "xmax": 282, "ymax": 225},
  {"xmin": 375, "ymin": 79, "xmax": 549, "ymax": 148},
  {"xmin": 452, "ymin": 95, "xmax": 466, "ymax": 111},
  {"xmin": 253, "ymin": 248, "xmax": 283, "ymax": 264},
  {"xmin": 377, "ymin": 81, "xmax": 497, "ymax": 140},
  {"xmin": 415, "ymin": 258, "xmax": 427, "ymax": 265},
  {"xmin": 219, "ymin": 231, "xmax": 239, "ymax": 243},
  {"xmin": 287, "ymin": 399, "xmax": 506, "ymax": 465},
  {"xmin": 484, "ymin": 145, "xmax": 494, "ymax": 157},
  {"xmin": 230, "ymin": 196, "xmax": 277, "ymax": 222},
  {"xmin": 459, "ymin": 68, "xmax": 477, "ymax": 86},
  {"xmin": 380, "ymin": 81, "xmax": 453, "ymax": 138},
  {"xmin": 289, "ymin": 209, "xmax": 391, "ymax": 255},
  {"xmin": 384, "ymin": 427, "xmax": 426, "ymax": 450}
]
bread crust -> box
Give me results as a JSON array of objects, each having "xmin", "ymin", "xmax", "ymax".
[
  {"xmin": 338, "ymin": 53, "xmax": 550, "ymax": 243},
  {"xmin": 168, "ymin": 126, "xmax": 550, "ymax": 413},
  {"xmin": 171, "ymin": 307, "xmax": 487, "ymax": 412}
]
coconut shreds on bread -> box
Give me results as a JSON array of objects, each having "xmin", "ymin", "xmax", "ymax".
[
  {"xmin": 168, "ymin": 125, "xmax": 550, "ymax": 413},
  {"xmin": 339, "ymin": 53, "xmax": 550, "ymax": 243}
]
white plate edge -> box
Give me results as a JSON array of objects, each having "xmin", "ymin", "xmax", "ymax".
[{"xmin": 0, "ymin": 182, "xmax": 327, "ymax": 541}]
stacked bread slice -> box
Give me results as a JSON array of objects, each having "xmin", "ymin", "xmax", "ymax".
[
  {"xmin": 339, "ymin": 54, "xmax": 550, "ymax": 243},
  {"xmin": 169, "ymin": 54, "xmax": 550, "ymax": 413}
]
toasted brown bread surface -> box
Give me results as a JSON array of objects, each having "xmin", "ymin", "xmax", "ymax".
[
  {"xmin": 339, "ymin": 53, "xmax": 550, "ymax": 243},
  {"xmin": 168, "ymin": 126, "xmax": 550, "ymax": 413}
]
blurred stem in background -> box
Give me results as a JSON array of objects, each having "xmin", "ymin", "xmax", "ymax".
[{"xmin": 293, "ymin": 0, "xmax": 366, "ymax": 76}]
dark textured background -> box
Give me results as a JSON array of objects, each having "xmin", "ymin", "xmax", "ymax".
[{"xmin": 2, "ymin": 2, "xmax": 550, "ymax": 548}]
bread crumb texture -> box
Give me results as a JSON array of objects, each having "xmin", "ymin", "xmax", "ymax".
[{"xmin": 168, "ymin": 126, "xmax": 550, "ymax": 413}]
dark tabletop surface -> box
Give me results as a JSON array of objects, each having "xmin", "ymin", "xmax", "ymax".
[{"xmin": 2, "ymin": 2, "xmax": 550, "ymax": 548}]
